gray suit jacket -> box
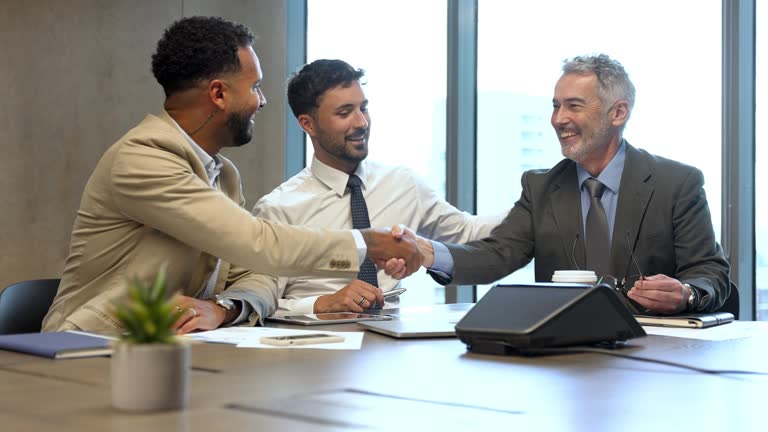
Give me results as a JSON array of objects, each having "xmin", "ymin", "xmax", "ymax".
[
  {"xmin": 441, "ymin": 143, "xmax": 729, "ymax": 312},
  {"xmin": 43, "ymin": 112, "xmax": 360, "ymax": 331}
]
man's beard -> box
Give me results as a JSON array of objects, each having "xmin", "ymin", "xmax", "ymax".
[
  {"xmin": 226, "ymin": 110, "xmax": 253, "ymax": 147},
  {"xmin": 316, "ymin": 127, "xmax": 369, "ymax": 163},
  {"xmin": 561, "ymin": 119, "xmax": 612, "ymax": 163}
]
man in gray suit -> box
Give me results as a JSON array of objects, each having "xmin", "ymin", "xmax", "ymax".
[{"xmin": 422, "ymin": 54, "xmax": 729, "ymax": 314}]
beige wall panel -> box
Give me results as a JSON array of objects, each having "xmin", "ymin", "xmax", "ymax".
[
  {"xmin": 0, "ymin": 0, "xmax": 289, "ymax": 290},
  {"xmin": 185, "ymin": 0, "xmax": 290, "ymax": 204}
]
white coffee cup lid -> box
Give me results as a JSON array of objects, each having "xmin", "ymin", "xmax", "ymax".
[
  {"xmin": 552, "ymin": 277, "xmax": 597, "ymax": 283},
  {"xmin": 552, "ymin": 270, "xmax": 597, "ymax": 283},
  {"xmin": 553, "ymin": 270, "xmax": 596, "ymax": 277}
]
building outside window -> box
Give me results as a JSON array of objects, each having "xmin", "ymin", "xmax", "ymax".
[
  {"xmin": 475, "ymin": 0, "xmax": 722, "ymax": 298},
  {"xmin": 307, "ymin": 0, "xmax": 448, "ymax": 306}
]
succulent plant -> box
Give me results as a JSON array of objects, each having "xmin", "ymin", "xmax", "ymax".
[{"xmin": 112, "ymin": 265, "xmax": 183, "ymax": 344}]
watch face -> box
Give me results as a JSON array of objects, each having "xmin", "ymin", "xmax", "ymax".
[{"xmin": 216, "ymin": 296, "xmax": 235, "ymax": 310}]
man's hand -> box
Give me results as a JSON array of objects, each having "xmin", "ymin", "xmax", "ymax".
[
  {"xmin": 415, "ymin": 235, "xmax": 434, "ymax": 268},
  {"xmin": 172, "ymin": 295, "xmax": 227, "ymax": 335},
  {"xmin": 381, "ymin": 226, "xmax": 434, "ymax": 279},
  {"xmin": 626, "ymin": 274, "xmax": 687, "ymax": 314},
  {"xmin": 361, "ymin": 226, "xmax": 422, "ymax": 278},
  {"xmin": 314, "ymin": 280, "xmax": 385, "ymax": 313}
]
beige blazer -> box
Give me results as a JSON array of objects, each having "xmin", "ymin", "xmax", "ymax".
[{"xmin": 42, "ymin": 112, "xmax": 359, "ymax": 331}]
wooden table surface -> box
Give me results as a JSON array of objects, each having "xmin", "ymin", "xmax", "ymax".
[{"xmin": 1, "ymin": 313, "xmax": 767, "ymax": 431}]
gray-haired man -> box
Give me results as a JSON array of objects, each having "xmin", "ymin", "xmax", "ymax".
[{"xmin": 422, "ymin": 53, "xmax": 729, "ymax": 315}]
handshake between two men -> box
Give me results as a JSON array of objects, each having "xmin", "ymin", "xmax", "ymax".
[{"xmin": 318, "ymin": 225, "xmax": 435, "ymax": 314}]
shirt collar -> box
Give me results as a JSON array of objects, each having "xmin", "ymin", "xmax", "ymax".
[
  {"xmin": 167, "ymin": 112, "xmax": 222, "ymax": 183},
  {"xmin": 576, "ymin": 139, "xmax": 626, "ymax": 194},
  {"xmin": 310, "ymin": 157, "xmax": 368, "ymax": 197}
]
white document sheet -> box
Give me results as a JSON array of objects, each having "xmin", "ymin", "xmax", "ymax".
[
  {"xmin": 642, "ymin": 320, "xmax": 768, "ymax": 341},
  {"xmin": 185, "ymin": 327, "xmax": 364, "ymax": 350}
]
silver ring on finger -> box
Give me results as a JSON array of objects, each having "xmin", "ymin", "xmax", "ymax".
[
  {"xmin": 189, "ymin": 308, "xmax": 198, "ymax": 318},
  {"xmin": 357, "ymin": 296, "xmax": 366, "ymax": 306}
]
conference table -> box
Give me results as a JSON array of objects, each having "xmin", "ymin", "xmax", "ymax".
[{"xmin": 1, "ymin": 305, "xmax": 766, "ymax": 431}]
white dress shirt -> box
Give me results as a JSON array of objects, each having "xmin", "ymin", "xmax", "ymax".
[{"xmin": 252, "ymin": 157, "xmax": 504, "ymax": 314}]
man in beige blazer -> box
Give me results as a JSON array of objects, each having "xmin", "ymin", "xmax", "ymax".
[{"xmin": 42, "ymin": 17, "xmax": 419, "ymax": 333}]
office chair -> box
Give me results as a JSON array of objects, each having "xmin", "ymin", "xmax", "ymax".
[
  {"xmin": 0, "ymin": 278, "xmax": 60, "ymax": 334},
  {"xmin": 713, "ymin": 280, "xmax": 739, "ymax": 320}
]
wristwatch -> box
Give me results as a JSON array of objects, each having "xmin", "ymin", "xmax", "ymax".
[
  {"xmin": 213, "ymin": 294, "xmax": 238, "ymax": 324},
  {"xmin": 214, "ymin": 294, "xmax": 235, "ymax": 311},
  {"xmin": 683, "ymin": 283, "xmax": 698, "ymax": 310}
]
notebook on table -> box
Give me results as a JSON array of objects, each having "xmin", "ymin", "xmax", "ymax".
[
  {"xmin": 0, "ymin": 331, "xmax": 113, "ymax": 359},
  {"xmin": 635, "ymin": 312, "xmax": 734, "ymax": 329}
]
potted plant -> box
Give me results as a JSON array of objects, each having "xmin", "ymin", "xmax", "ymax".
[{"xmin": 110, "ymin": 265, "xmax": 190, "ymax": 412}]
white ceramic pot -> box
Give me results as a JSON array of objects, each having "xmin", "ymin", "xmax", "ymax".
[{"xmin": 111, "ymin": 342, "xmax": 190, "ymax": 412}]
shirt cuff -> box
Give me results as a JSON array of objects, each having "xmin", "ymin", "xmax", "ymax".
[
  {"xmin": 292, "ymin": 296, "xmax": 320, "ymax": 314},
  {"xmin": 430, "ymin": 241, "xmax": 455, "ymax": 275},
  {"xmin": 228, "ymin": 300, "xmax": 252, "ymax": 326},
  {"xmin": 351, "ymin": 229, "xmax": 367, "ymax": 265}
]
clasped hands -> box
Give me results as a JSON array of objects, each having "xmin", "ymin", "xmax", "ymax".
[{"xmin": 360, "ymin": 225, "xmax": 434, "ymax": 280}]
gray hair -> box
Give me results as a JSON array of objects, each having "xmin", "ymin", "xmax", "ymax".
[{"xmin": 562, "ymin": 54, "xmax": 636, "ymax": 113}]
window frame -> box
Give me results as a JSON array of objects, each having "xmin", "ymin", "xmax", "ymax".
[{"xmin": 292, "ymin": 0, "xmax": 757, "ymax": 317}]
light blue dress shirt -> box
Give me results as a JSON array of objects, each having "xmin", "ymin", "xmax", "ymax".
[{"xmin": 577, "ymin": 140, "xmax": 626, "ymax": 246}]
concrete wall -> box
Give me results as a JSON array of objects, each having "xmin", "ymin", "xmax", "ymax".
[{"xmin": 0, "ymin": 0, "xmax": 291, "ymax": 290}]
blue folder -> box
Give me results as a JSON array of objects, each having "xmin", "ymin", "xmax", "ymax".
[{"xmin": 0, "ymin": 331, "xmax": 112, "ymax": 359}]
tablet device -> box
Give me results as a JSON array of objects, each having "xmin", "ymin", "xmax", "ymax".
[
  {"xmin": 635, "ymin": 312, "xmax": 734, "ymax": 329},
  {"xmin": 267, "ymin": 312, "xmax": 393, "ymax": 326}
]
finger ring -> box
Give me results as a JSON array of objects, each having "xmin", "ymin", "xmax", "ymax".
[
  {"xmin": 189, "ymin": 308, "xmax": 197, "ymax": 318},
  {"xmin": 357, "ymin": 296, "xmax": 366, "ymax": 306},
  {"xmin": 175, "ymin": 306, "xmax": 183, "ymax": 313}
]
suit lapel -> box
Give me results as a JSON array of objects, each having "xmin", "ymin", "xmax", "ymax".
[
  {"xmin": 548, "ymin": 162, "xmax": 585, "ymax": 269},
  {"xmin": 611, "ymin": 143, "xmax": 654, "ymax": 279}
]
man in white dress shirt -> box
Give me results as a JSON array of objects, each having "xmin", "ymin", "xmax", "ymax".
[{"xmin": 251, "ymin": 59, "xmax": 503, "ymax": 314}]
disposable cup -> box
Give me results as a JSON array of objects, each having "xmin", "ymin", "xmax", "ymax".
[{"xmin": 551, "ymin": 270, "xmax": 597, "ymax": 284}]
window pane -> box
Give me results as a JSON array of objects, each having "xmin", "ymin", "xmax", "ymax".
[
  {"xmin": 476, "ymin": 0, "xmax": 722, "ymax": 298},
  {"xmin": 307, "ymin": 0, "xmax": 448, "ymax": 306},
  {"xmin": 756, "ymin": 2, "xmax": 767, "ymax": 320}
]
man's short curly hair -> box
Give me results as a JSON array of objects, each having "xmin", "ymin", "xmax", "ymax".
[
  {"xmin": 287, "ymin": 59, "xmax": 365, "ymax": 118},
  {"xmin": 151, "ymin": 16, "xmax": 255, "ymax": 96}
]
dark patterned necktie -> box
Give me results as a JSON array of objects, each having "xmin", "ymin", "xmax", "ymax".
[
  {"xmin": 584, "ymin": 178, "xmax": 611, "ymax": 277},
  {"xmin": 347, "ymin": 175, "xmax": 379, "ymax": 287}
]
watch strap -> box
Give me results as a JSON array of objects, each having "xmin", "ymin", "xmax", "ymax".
[
  {"xmin": 222, "ymin": 302, "xmax": 242, "ymax": 325},
  {"xmin": 212, "ymin": 296, "xmax": 242, "ymax": 325}
]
